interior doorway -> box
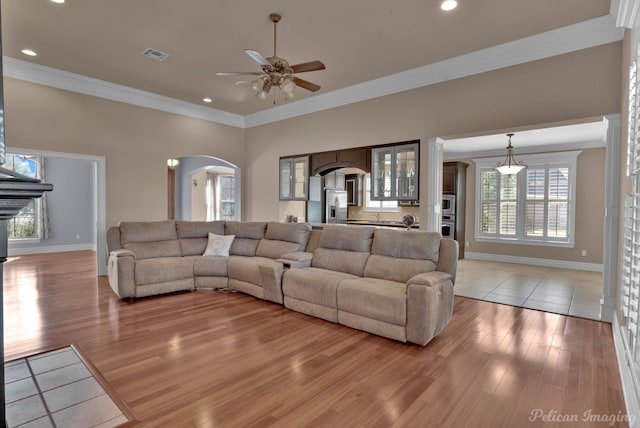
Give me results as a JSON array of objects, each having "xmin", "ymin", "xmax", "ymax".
[
  {"xmin": 173, "ymin": 155, "xmax": 241, "ymax": 221},
  {"xmin": 5, "ymin": 147, "xmax": 106, "ymax": 275},
  {"xmin": 437, "ymin": 115, "xmax": 620, "ymax": 321}
]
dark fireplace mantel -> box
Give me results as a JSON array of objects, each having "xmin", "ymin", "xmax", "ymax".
[{"xmin": 0, "ymin": 168, "xmax": 54, "ymax": 219}]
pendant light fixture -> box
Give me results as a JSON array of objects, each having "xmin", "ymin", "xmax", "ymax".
[{"xmin": 495, "ymin": 133, "xmax": 527, "ymax": 175}]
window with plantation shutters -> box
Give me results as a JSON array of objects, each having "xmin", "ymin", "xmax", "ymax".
[
  {"xmin": 621, "ymin": 59, "xmax": 640, "ymax": 369},
  {"xmin": 474, "ymin": 151, "xmax": 580, "ymax": 247}
]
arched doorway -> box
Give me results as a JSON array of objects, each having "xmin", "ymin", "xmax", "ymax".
[{"xmin": 173, "ymin": 155, "xmax": 241, "ymax": 221}]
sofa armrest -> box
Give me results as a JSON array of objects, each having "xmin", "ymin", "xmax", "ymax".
[
  {"xmin": 106, "ymin": 226, "xmax": 122, "ymax": 253},
  {"xmin": 408, "ymin": 271, "xmax": 452, "ymax": 287},
  {"xmin": 107, "ymin": 250, "xmax": 136, "ymax": 299},
  {"xmin": 110, "ymin": 249, "xmax": 135, "ymax": 259},
  {"xmin": 406, "ymin": 271, "xmax": 455, "ymax": 346},
  {"xmin": 436, "ymin": 239, "xmax": 458, "ymax": 285},
  {"xmin": 277, "ymin": 251, "xmax": 313, "ymax": 269}
]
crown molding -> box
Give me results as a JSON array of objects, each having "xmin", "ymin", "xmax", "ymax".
[
  {"xmin": 2, "ymin": 57, "xmax": 246, "ymax": 129},
  {"xmin": 245, "ymin": 15, "xmax": 623, "ymax": 127},
  {"xmin": 615, "ymin": 0, "xmax": 640, "ymax": 27},
  {"xmin": 3, "ymin": 15, "xmax": 623, "ymax": 130}
]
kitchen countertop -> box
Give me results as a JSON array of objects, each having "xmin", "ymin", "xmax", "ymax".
[
  {"xmin": 347, "ymin": 220, "xmax": 419, "ymax": 228},
  {"xmin": 310, "ymin": 221, "xmax": 419, "ymax": 230}
]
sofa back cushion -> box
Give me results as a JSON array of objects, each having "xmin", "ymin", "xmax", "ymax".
[
  {"xmin": 176, "ymin": 220, "xmax": 225, "ymax": 256},
  {"xmin": 256, "ymin": 222, "xmax": 312, "ymax": 259},
  {"xmin": 364, "ymin": 229, "xmax": 440, "ymax": 283},
  {"xmin": 312, "ymin": 225, "xmax": 374, "ymax": 276},
  {"xmin": 119, "ymin": 220, "xmax": 181, "ymax": 260},
  {"xmin": 225, "ymin": 221, "xmax": 267, "ymax": 256}
]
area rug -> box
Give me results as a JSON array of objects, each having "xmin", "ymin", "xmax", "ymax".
[{"xmin": 5, "ymin": 344, "xmax": 136, "ymax": 427}]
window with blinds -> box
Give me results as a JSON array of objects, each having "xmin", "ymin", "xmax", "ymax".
[{"xmin": 474, "ymin": 151, "xmax": 579, "ymax": 246}]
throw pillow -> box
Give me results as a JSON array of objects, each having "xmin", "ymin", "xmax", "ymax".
[{"xmin": 203, "ymin": 233, "xmax": 235, "ymax": 257}]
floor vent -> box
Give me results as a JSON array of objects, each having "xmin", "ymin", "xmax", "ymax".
[{"xmin": 140, "ymin": 48, "xmax": 169, "ymax": 62}]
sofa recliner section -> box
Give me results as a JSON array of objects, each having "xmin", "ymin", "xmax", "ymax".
[{"xmin": 281, "ymin": 226, "xmax": 458, "ymax": 345}]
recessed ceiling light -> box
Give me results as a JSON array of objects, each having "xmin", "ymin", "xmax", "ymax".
[
  {"xmin": 50, "ymin": 0, "xmax": 65, "ymax": 3},
  {"xmin": 202, "ymin": 98, "xmax": 213, "ymax": 103},
  {"xmin": 441, "ymin": 0, "xmax": 458, "ymax": 11},
  {"xmin": 21, "ymin": 49, "xmax": 37, "ymax": 57}
]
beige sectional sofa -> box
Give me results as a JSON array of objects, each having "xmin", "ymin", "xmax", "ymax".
[
  {"xmin": 107, "ymin": 220, "xmax": 311, "ymax": 302},
  {"xmin": 107, "ymin": 220, "xmax": 458, "ymax": 345}
]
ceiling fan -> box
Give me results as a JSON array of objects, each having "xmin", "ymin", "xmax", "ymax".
[{"xmin": 216, "ymin": 13, "xmax": 326, "ymax": 101}]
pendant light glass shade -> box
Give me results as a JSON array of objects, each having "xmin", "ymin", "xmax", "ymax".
[{"xmin": 495, "ymin": 133, "xmax": 527, "ymax": 175}]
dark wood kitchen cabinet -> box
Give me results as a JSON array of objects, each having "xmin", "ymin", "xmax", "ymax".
[
  {"xmin": 443, "ymin": 164, "xmax": 456, "ymax": 194},
  {"xmin": 443, "ymin": 161, "xmax": 468, "ymax": 258}
]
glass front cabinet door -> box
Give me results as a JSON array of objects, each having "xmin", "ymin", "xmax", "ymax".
[
  {"xmin": 279, "ymin": 156, "xmax": 309, "ymax": 200},
  {"xmin": 371, "ymin": 142, "xmax": 419, "ymax": 201},
  {"xmin": 371, "ymin": 147, "xmax": 393, "ymax": 199},
  {"xmin": 395, "ymin": 144, "xmax": 418, "ymax": 199}
]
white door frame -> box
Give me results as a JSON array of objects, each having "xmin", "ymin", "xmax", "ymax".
[{"xmin": 7, "ymin": 147, "xmax": 107, "ymax": 276}]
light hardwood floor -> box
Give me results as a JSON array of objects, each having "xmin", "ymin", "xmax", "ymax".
[{"xmin": 4, "ymin": 251, "xmax": 629, "ymax": 427}]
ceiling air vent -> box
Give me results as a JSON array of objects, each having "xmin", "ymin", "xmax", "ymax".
[{"xmin": 140, "ymin": 48, "xmax": 169, "ymax": 62}]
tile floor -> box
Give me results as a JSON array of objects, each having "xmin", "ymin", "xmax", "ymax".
[
  {"xmin": 455, "ymin": 259, "xmax": 603, "ymax": 320},
  {"xmin": 5, "ymin": 347, "xmax": 128, "ymax": 428}
]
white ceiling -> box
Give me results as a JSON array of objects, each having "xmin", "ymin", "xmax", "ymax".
[{"xmin": 442, "ymin": 120, "xmax": 608, "ymax": 158}]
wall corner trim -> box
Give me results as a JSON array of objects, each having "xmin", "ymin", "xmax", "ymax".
[{"xmin": 613, "ymin": 313, "xmax": 640, "ymax": 426}]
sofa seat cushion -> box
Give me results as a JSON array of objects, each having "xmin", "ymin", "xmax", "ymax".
[
  {"xmin": 187, "ymin": 256, "xmax": 228, "ymax": 277},
  {"xmin": 283, "ymin": 267, "xmax": 357, "ymax": 308},
  {"xmin": 227, "ymin": 256, "xmax": 278, "ymax": 285},
  {"xmin": 135, "ymin": 257, "xmax": 194, "ymax": 286},
  {"xmin": 123, "ymin": 240, "xmax": 182, "ymax": 260},
  {"xmin": 338, "ymin": 278, "xmax": 407, "ymax": 326}
]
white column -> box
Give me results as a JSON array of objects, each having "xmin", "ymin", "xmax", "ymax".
[
  {"xmin": 420, "ymin": 137, "xmax": 443, "ymax": 232},
  {"xmin": 601, "ymin": 114, "xmax": 622, "ymax": 322}
]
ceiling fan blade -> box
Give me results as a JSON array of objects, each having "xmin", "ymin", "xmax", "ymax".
[
  {"xmin": 244, "ymin": 49, "xmax": 271, "ymax": 67},
  {"xmin": 290, "ymin": 60, "xmax": 326, "ymax": 73},
  {"xmin": 216, "ymin": 72, "xmax": 264, "ymax": 76},
  {"xmin": 293, "ymin": 77, "xmax": 321, "ymax": 92}
]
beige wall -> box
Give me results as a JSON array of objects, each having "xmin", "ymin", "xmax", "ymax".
[
  {"xmin": 4, "ymin": 78, "xmax": 245, "ymax": 228},
  {"xmin": 461, "ymin": 147, "xmax": 606, "ymax": 264},
  {"xmin": 3, "ymin": 42, "xmax": 623, "ymax": 266},
  {"xmin": 245, "ymin": 43, "xmax": 622, "ymax": 231}
]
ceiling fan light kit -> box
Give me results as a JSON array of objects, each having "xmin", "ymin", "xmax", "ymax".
[
  {"xmin": 495, "ymin": 133, "xmax": 527, "ymax": 175},
  {"xmin": 216, "ymin": 13, "xmax": 325, "ymax": 102}
]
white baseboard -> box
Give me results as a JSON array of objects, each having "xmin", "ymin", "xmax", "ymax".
[
  {"xmin": 613, "ymin": 313, "xmax": 640, "ymax": 427},
  {"xmin": 464, "ymin": 251, "xmax": 603, "ymax": 272},
  {"xmin": 8, "ymin": 243, "xmax": 96, "ymax": 256}
]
